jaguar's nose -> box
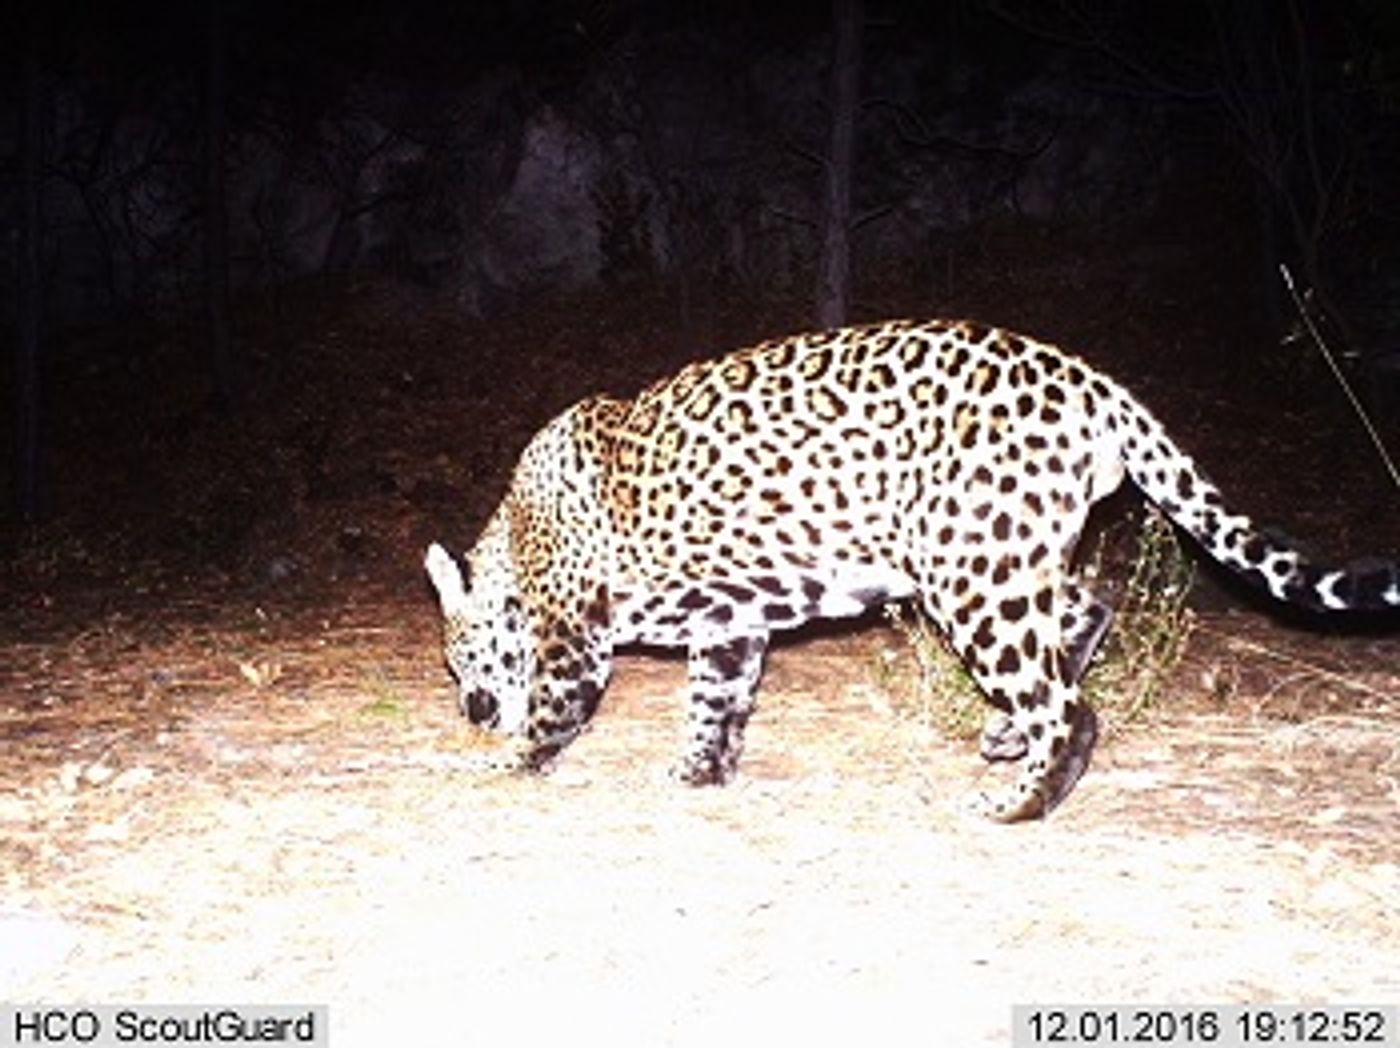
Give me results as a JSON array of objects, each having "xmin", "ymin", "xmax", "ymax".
[{"xmin": 463, "ymin": 689, "xmax": 499, "ymax": 727}]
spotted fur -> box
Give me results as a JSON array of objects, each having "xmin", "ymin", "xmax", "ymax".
[{"xmin": 425, "ymin": 319, "xmax": 1398, "ymax": 820}]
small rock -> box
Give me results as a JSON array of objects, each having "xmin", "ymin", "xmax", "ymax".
[
  {"xmin": 111, "ymin": 766, "xmax": 156, "ymax": 791},
  {"xmin": 83, "ymin": 762, "xmax": 116, "ymax": 787},
  {"xmin": 86, "ymin": 818, "xmax": 131, "ymax": 843},
  {"xmin": 58, "ymin": 762, "xmax": 83, "ymax": 794}
]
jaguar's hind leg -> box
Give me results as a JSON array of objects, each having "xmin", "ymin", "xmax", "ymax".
[
  {"xmin": 977, "ymin": 580, "xmax": 1111, "ymax": 764},
  {"xmin": 928, "ymin": 571, "xmax": 1103, "ymax": 820},
  {"xmin": 673, "ymin": 633, "xmax": 769, "ymax": 785},
  {"xmin": 1061, "ymin": 580, "xmax": 1114, "ymax": 682},
  {"xmin": 973, "ymin": 666, "xmax": 1098, "ymax": 822}
]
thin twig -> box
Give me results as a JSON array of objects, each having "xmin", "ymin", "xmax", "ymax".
[{"xmin": 1280, "ymin": 263, "xmax": 1400, "ymax": 492}]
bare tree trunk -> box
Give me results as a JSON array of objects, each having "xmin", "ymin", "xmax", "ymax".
[
  {"xmin": 15, "ymin": 18, "xmax": 44, "ymax": 520},
  {"xmin": 815, "ymin": 0, "xmax": 861, "ymax": 329},
  {"xmin": 203, "ymin": 0, "xmax": 239, "ymax": 408}
]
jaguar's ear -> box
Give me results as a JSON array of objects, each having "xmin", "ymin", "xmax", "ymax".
[{"xmin": 424, "ymin": 542, "xmax": 469, "ymax": 616}]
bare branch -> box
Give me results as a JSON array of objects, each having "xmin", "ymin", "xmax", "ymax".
[
  {"xmin": 782, "ymin": 138, "xmax": 828, "ymax": 171},
  {"xmin": 767, "ymin": 206, "xmax": 816, "ymax": 229},
  {"xmin": 862, "ymin": 96, "xmax": 1062, "ymax": 161},
  {"xmin": 852, "ymin": 202, "xmax": 896, "ymax": 231},
  {"xmin": 981, "ymin": 0, "xmax": 1217, "ymax": 101}
]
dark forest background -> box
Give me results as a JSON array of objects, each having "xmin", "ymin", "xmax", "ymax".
[{"xmin": 2, "ymin": 0, "xmax": 1399, "ymax": 601}]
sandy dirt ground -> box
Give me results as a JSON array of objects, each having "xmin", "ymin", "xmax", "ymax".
[{"xmin": 3, "ymin": 596, "xmax": 1398, "ymax": 1047}]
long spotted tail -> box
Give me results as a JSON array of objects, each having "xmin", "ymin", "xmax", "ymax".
[{"xmin": 1110, "ymin": 390, "xmax": 1399, "ymax": 613}]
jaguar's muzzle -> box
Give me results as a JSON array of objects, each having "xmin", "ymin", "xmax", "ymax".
[{"xmin": 462, "ymin": 688, "xmax": 499, "ymax": 727}]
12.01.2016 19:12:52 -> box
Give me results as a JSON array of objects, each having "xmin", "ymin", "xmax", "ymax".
[{"xmin": 1012, "ymin": 1004, "xmax": 1398, "ymax": 1046}]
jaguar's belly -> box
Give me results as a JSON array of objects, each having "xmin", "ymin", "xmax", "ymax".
[{"xmin": 608, "ymin": 560, "xmax": 918, "ymax": 647}]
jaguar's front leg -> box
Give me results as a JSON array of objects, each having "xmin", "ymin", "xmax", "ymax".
[
  {"xmin": 674, "ymin": 633, "xmax": 769, "ymax": 785},
  {"xmin": 522, "ymin": 618, "xmax": 614, "ymax": 771}
]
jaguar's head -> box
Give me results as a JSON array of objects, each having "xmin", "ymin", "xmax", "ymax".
[{"xmin": 424, "ymin": 532, "xmax": 533, "ymax": 734}]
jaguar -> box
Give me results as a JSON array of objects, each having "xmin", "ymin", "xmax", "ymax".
[{"xmin": 425, "ymin": 318, "xmax": 1398, "ymax": 820}]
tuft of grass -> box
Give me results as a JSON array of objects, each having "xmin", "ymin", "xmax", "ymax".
[
  {"xmin": 359, "ymin": 669, "xmax": 410, "ymax": 719},
  {"xmin": 877, "ymin": 602, "xmax": 984, "ymax": 740},
  {"xmin": 1079, "ymin": 507, "xmax": 1196, "ymax": 724},
  {"xmin": 879, "ymin": 507, "xmax": 1196, "ymax": 738}
]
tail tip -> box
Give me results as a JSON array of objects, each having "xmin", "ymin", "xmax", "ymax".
[{"xmin": 1315, "ymin": 562, "xmax": 1400, "ymax": 612}]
